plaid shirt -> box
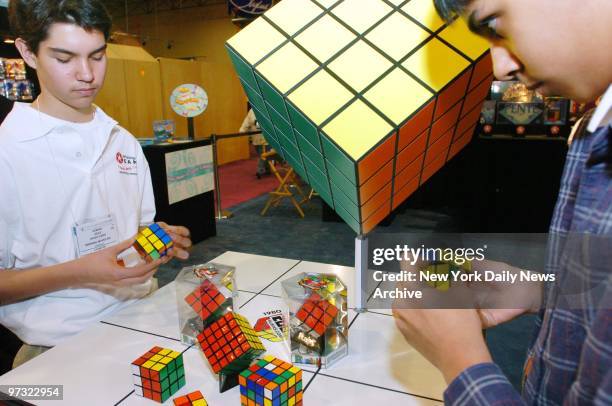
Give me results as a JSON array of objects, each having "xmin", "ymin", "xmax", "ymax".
[{"xmin": 445, "ymin": 98, "xmax": 612, "ymax": 405}]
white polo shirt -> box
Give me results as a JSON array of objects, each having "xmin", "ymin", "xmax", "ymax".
[{"xmin": 0, "ymin": 102, "xmax": 156, "ymax": 346}]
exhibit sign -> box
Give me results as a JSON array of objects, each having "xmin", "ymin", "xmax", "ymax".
[
  {"xmin": 170, "ymin": 84, "xmax": 208, "ymax": 118},
  {"xmin": 165, "ymin": 145, "xmax": 214, "ymax": 205}
]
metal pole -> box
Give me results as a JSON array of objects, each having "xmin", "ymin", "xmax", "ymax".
[
  {"xmin": 187, "ymin": 117, "xmax": 195, "ymax": 140},
  {"xmin": 212, "ymin": 133, "xmax": 233, "ymax": 220},
  {"xmin": 354, "ymin": 234, "xmax": 368, "ymax": 313}
]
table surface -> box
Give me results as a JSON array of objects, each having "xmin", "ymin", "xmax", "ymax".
[{"xmin": 0, "ymin": 251, "xmax": 446, "ymax": 405}]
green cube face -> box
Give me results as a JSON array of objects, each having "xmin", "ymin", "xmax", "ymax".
[{"xmin": 227, "ymin": 0, "xmax": 493, "ymax": 234}]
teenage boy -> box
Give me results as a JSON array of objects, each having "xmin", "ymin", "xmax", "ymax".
[
  {"xmin": 392, "ymin": 0, "xmax": 611, "ymax": 404},
  {"xmin": 0, "ymin": 0, "xmax": 191, "ymax": 367}
]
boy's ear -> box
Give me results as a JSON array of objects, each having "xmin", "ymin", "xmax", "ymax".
[{"xmin": 14, "ymin": 38, "xmax": 37, "ymax": 70}]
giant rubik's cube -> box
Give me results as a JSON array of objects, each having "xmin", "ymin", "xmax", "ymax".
[{"xmin": 226, "ymin": 0, "xmax": 493, "ymax": 234}]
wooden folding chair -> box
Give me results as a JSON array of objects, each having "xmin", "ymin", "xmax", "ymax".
[{"xmin": 260, "ymin": 149, "xmax": 308, "ymax": 218}]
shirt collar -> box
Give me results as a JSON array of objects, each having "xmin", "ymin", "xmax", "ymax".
[
  {"xmin": 4, "ymin": 102, "xmax": 118, "ymax": 142},
  {"xmin": 587, "ymin": 84, "xmax": 612, "ymax": 133}
]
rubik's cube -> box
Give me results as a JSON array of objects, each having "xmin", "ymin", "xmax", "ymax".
[
  {"xmin": 173, "ymin": 390, "xmax": 208, "ymax": 406},
  {"xmin": 226, "ymin": 0, "xmax": 493, "ymax": 234},
  {"xmin": 184, "ymin": 279, "xmax": 232, "ymax": 325},
  {"xmin": 198, "ymin": 312, "xmax": 266, "ymax": 374},
  {"xmin": 295, "ymin": 292, "xmax": 338, "ymax": 336},
  {"xmin": 254, "ymin": 313, "xmax": 286, "ymax": 342},
  {"xmin": 134, "ymin": 223, "xmax": 173, "ymax": 261},
  {"xmin": 131, "ymin": 346, "xmax": 186, "ymax": 403},
  {"xmin": 422, "ymin": 260, "xmax": 472, "ymax": 291},
  {"xmin": 239, "ymin": 355, "xmax": 303, "ymax": 406}
]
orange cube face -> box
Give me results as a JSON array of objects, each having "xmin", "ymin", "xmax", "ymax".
[
  {"xmin": 184, "ymin": 279, "xmax": 231, "ymax": 323},
  {"xmin": 172, "ymin": 390, "xmax": 208, "ymax": 406},
  {"xmin": 295, "ymin": 292, "xmax": 339, "ymax": 336},
  {"xmin": 227, "ymin": 0, "xmax": 493, "ymax": 234},
  {"xmin": 197, "ymin": 312, "xmax": 265, "ymax": 374}
]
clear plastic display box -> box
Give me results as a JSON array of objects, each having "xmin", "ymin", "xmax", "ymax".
[
  {"xmin": 281, "ymin": 273, "xmax": 349, "ymax": 368},
  {"xmin": 175, "ymin": 262, "xmax": 237, "ymax": 345}
]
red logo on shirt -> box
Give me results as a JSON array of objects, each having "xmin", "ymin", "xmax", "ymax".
[{"xmin": 116, "ymin": 151, "xmax": 137, "ymax": 175}]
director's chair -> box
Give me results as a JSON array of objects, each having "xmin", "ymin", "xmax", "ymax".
[{"xmin": 260, "ymin": 149, "xmax": 309, "ymax": 218}]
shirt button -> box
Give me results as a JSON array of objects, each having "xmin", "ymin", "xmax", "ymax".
[{"xmin": 75, "ymin": 152, "xmax": 82, "ymax": 158}]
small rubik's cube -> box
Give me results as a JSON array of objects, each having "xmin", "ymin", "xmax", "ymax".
[
  {"xmin": 239, "ymin": 355, "xmax": 303, "ymax": 406},
  {"xmin": 173, "ymin": 390, "xmax": 208, "ymax": 406},
  {"xmin": 422, "ymin": 260, "xmax": 472, "ymax": 291},
  {"xmin": 254, "ymin": 313, "xmax": 286, "ymax": 343},
  {"xmin": 134, "ymin": 223, "xmax": 173, "ymax": 262},
  {"xmin": 422, "ymin": 262, "xmax": 452, "ymax": 291},
  {"xmin": 198, "ymin": 312, "xmax": 266, "ymax": 375},
  {"xmin": 131, "ymin": 346, "xmax": 186, "ymax": 403},
  {"xmin": 184, "ymin": 279, "xmax": 232, "ymax": 325},
  {"xmin": 295, "ymin": 292, "xmax": 338, "ymax": 336}
]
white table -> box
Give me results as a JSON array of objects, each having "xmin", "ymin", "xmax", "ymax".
[{"xmin": 0, "ymin": 252, "xmax": 446, "ymax": 405}]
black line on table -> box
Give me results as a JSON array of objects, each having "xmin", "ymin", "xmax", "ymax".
[
  {"xmin": 239, "ymin": 289, "xmax": 281, "ymax": 299},
  {"xmin": 367, "ymin": 279, "xmax": 385, "ymax": 302},
  {"xmin": 348, "ymin": 312, "xmax": 360, "ymax": 329},
  {"xmin": 313, "ymin": 372, "xmax": 444, "ymax": 403},
  {"xmin": 303, "ymin": 366, "xmax": 321, "ymax": 393},
  {"xmin": 113, "ymin": 389, "xmax": 134, "ymax": 405},
  {"xmin": 100, "ymin": 321, "xmax": 182, "ymax": 342},
  {"xmin": 367, "ymin": 310, "xmax": 394, "ymax": 317},
  {"xmin": 239, "ymin": 261, "xmax": 303, "ymax": 309},
  {"xmin": 180, "ymin": 343, "xmax": 195, "ymax": 355}
]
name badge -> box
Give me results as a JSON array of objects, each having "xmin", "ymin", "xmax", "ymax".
[{"xmin": 72, "ymin": 214, "xmax": 119, "ymax": 258}]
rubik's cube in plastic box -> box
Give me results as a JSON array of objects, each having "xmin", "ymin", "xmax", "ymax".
[
  {"xmin": 173, "ymin": 390, "xmax": 208, "ymax": 406},
  {"xmin": 239, "ymin": 355, "xmax": 303, "ymax": 406},
  {"xmin": 226, "ymin": 0, "xmax": 493, "ymax": 234},
  {"xmin": 118, "ymin": 223, "xmax": 173, "ymax": 267},
  {"xmin": 176, "ymin": 263, "xmax": 237, "ymax": 345},
  {"xmin": 198, "ymin": 312, "xmax": 266, "ymax": 375},
  {"xmin": 131, "ymin": 346, "xmax": 186, "ymax": 403},
  {"xmin": 282, "ymin": 273, "xmax": 348, "ymax": 368}
]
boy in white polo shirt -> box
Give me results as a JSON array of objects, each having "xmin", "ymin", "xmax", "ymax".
[{"xmin": 0, "ymin": 0, "xmax": 192, "ymax": 365}]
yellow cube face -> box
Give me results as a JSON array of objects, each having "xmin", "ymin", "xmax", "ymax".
[
  {"xmin": 227, "ymin": 0, "xmax": 493, "ymax": 234},
  {"xmin": 153, "ymin": 240, "xmax": 165, "ymax": 251}
]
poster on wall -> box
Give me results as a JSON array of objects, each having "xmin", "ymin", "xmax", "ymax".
[{"xmin": 165, "ymin": 145, "xmax": 214, "ymax": 205}]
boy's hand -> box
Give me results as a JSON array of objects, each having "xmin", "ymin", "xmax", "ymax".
[
  {"xmin": 78, "ymin": 238, "xmax": 169, "ymax": 286},
  {"xmin": 157, "ymin": 222, "xmax": 192, "ymax": 260},
  {"xmin": 392, "ymin": 305, "xmax": 492, "ymax": 384}
]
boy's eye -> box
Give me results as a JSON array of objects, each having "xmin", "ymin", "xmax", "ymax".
[
  {"xmin": 468, "ymin": 12, "xmax": 504, "ymax": 40},
  {"xmin": 482, "ymin": 16, "xmax": 504, "ymax": 39},
  {"xmin": 91, "ymin": 53, "xmax": 105, "ymax": 61},
  {"xmin": 56, "ymin": 58, "xmax": 70, "ymax": 64}
]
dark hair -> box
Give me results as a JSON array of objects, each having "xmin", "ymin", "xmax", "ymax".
[
  {"xmin": 433, "ymin": 0, "xmax": 472, "ymax": 22},
  {"xmin": 8, "ymin": 0, "xmax": 112, "ymax": 54}
]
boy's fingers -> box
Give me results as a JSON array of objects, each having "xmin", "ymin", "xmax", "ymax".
[
  {"xmin": 118, "ymin": 269, "xmax": 158, "ymax": 286},
  {"xmin": 121, "ymin": 259, "xmax": 162, "ymax": 278},
  {"xmin": 158, "ymin": 222, "xmax": 191, "ymax": 240},
  {"xmin": 110, "ymin": 236, "xmax": 137, "ymax": 254}
]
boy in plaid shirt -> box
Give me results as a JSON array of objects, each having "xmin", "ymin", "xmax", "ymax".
[{"xmin": 393, "ymin": 0, "xmax": 612, "ymax": 404}]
